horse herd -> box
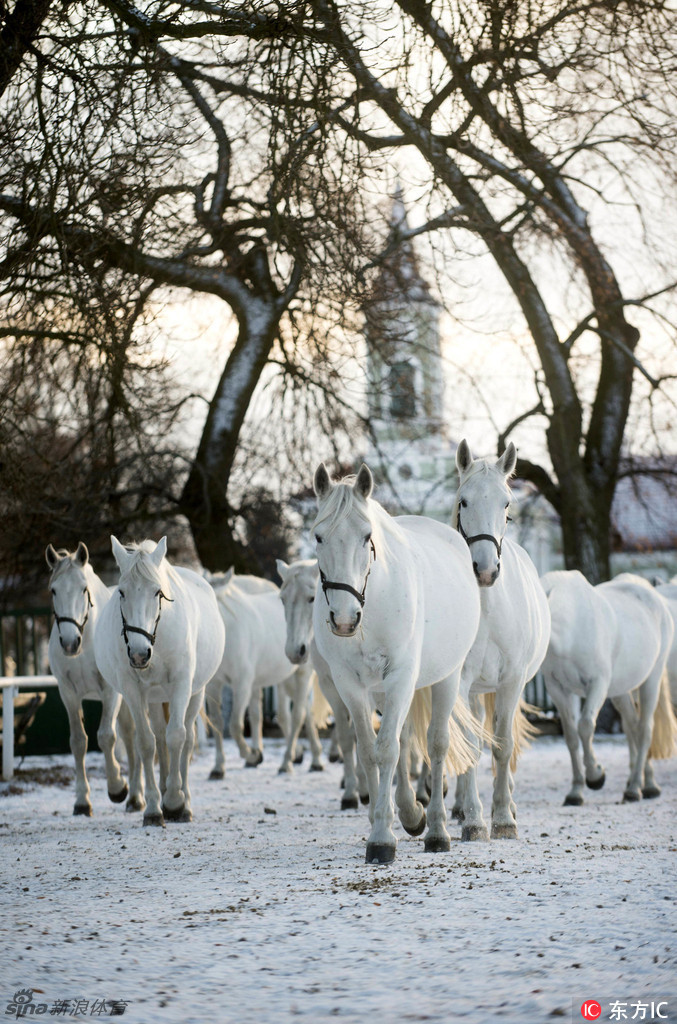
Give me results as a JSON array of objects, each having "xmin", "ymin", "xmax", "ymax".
[{"xmin": 44, "ymin": 442, "xmax": 677, "ymax": 864}]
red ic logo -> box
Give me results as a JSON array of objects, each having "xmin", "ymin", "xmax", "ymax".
[{"xmin": 581, "ymin": 1002, "xmax": 602, "ymax": 1020}]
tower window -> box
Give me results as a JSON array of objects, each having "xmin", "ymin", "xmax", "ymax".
[{"xmin": 389, "ymin": 361, "xmax": 416, "ymax": 419}]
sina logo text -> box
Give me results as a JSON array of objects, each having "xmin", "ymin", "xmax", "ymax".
[{"xmin": 5, "ymin": 991, "xmax": 48, "ymax": 1019}]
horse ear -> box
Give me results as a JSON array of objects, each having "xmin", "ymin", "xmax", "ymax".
[
  {"xmin": 152, "ymin": 536, "xmax": 168, "ymax": 566},
  {"xmin": 354, "ymin": 463, "xmax": 373, "ymax": 500},
  {"xmin": 110, "ymin": 535, "xmax": 132, "ymax": 573},
  {"xmin": 45, "ymin": 544, "xmax": 61, "ymax": 570},
  {"xmin": 222, "ymin": 567, "xmax": 234, "ymax": 586},
  {"xmin": 314, "ymin": 463, "xmax": 332, "ymax": 500},
  {"xmin": 497, "ymin": 442, "xmax": 517, "ymax": 477},
  {"xmin": 456, "ymin": 439, "xmax": 473, "ymax": 476},
  {"xmin": 74, "ymin": 541, "xmax": 89, "ymax": 567},
  {"xmin": 276, "ymin": 559, "xmax": 289, "ymax": 583}
]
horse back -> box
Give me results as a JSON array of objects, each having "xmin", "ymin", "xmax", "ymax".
[{"xmin": 598, "ymin": 576, "xmax": 673, "ymax": 694}]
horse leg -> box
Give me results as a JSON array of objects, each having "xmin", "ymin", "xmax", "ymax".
[
  {"xmin": 205, "ymin": 688, "xmax": 226, "ymax": 780},
  {"xmin": 97, "ymin": 687, "xmax": 129, "ymax": 804},
  {"xmin": 490, "ymin": 684, "xmax": 521, "ymax": 839},
  {"xmin": 175, "ymin": 690, "xmax": 204, "ymax": 822},
  {"xmin": 459, "ymin": 691, "xmax": 489, "ymax": 842},
  {"xmin": 61, "ymin": 688, "xmax": 92, "ymax": 816},
  {"xmin": 547, "ymin": 678, "xmax": 586, "ymax": 805},
  {"xmin": 425, "ymin": 674, "xmax": 461, "ymax": 852},
  {"xmin": 611, "ymin": 692, "xmax": 639, "ymax": 776},
  {"xmin": 117, "ymin": 700, "xmax": 145, "ymax": 812},
  {"xmin": 148, "ymin": 701, "xmax": 169, "ymax": 796},
  {"xmin": 395, "ymin": 713, "xmax": 426, "ymax": 837},
  {"xmin": 577, "ymin": 678, "xmax": 609, "ymax": 791},
  {"xmin": 124, "ymin": 690, "xmax": 164, "ymax": 826},
  {"xmin": 450, "ymin": 773, "xmax": 464, "ymax": 821},
  {"xmin": 162, "ymin": 693, "xmax": 189, "ymax": 821},
  {"xmin": 278, "ymin": 671, "xmax": 307, "ymax": 774},
  {"xmin": 229, "ymin": 681, "xmax": 261, "ymax": 765},
  {"xmin": 246, "ymin": 688, "xmax": 265, "ymax": 766},
  {"xmin": 303, "ymin": 673, "xmax": 325, "ymax": 771},
  {"xmin": 623, "ymin": 672, "xmax": 662, "ymax": 802},
  {"xmin": 318, "ymin": 666, "xmax": 362, "ymax": 809}
]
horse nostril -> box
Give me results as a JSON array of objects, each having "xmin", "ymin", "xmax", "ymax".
[
  {"xmin": 355, "ymin": 610, "xmax": 362, "ymax": 626},
  {"xmin": 472, "ymin": 561, "xmax": 479, "ymax": 575},
  {"xmin": 299, "ymin": 644, "xmax": 306, "ymax": 658},
  {"xmin": 329, "ymin": 611, "xmax": 336, "ymax": 627}
]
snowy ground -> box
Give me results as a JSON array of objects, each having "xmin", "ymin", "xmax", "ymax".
[{"xmin": 1, "ymin": 734, "xmax": 676, "ymax": 1024}]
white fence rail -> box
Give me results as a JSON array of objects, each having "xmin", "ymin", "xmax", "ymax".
[{"xmin": 1, "ymin": 675, "xmax": 58, "ymax": 781}]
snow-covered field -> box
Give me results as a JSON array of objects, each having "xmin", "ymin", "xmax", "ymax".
[{"xmin": 1, "ymin": 734, "xmax": 676, "ymax": 1024}]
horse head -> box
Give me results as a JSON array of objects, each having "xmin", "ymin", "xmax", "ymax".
[
  {"xmin": 46, "ymin": 542, "xmax": 93, "ymax": 656},
  {"xmin": 454, "ymin": 440, "xmax": 517, "ymax": 587},
  {"xmin": 111, "ymin": 535, "xmax": 173, "ymax": 670},
  {"xmin": 277, "ymin": 558, "xmax": 319, "ymax": 662},
  {"xmin": 312, "ymin": 463, "xmax": 376, "ymax": 638}
]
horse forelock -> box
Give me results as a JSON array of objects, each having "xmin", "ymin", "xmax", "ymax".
[
  {"xmin": 452, "ymin": 459, "xmax": 511, "ymax": 529},
  {"xmin": 278, "ymin": 560, "xmax": 317, "ymax": 596},
  {"xmin": 49, "ymin": 551, "xmax": 89, "ymax": 584},
  {"xmin": 312, "ymin": 480, "xmax": 399, "ymax": 558},
  {"xmin": 118, "ymin": 542, "xmax": 175, "ymax": 596}
]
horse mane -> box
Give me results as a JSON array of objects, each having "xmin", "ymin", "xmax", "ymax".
[
  {"xmin": 451, "ymin": 458, "xmax": 512, "ymax": 531},
  {"xmin": 49, "ymin": 549, "xmax": 93, "ymax": 583},
  {"xmin": 312, "ymin": 476, "xmax": 404, "ymax": 559},
  {"xmin": 119, "ymin": 540, "xmax": 178, "ymax": 596}
]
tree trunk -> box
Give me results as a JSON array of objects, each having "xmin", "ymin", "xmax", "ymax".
[
  {"xmin": 180, "ymin": 298, "xmax": 279, "ymax": 572},
  {"xmin": 0, "ymin": 0, "xmax": 55, "ymax": 98}
]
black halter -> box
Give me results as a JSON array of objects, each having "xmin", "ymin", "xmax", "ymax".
[
  {"xmin": 120, "ymin": 590, "xmax": 173, "ymax": 657},
  {"xmin": 457, "ymin": 511, "xmax": 503, "ymax": 557},
  {"xmin": 53, "ymin": 588, "xmax": 93, "ymax": 635},
  {"xmin": 320, "ymin": 539, "xmax": 376, "ymax": 608}
]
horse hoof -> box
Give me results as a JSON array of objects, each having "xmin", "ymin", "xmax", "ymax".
[
  {"xmin": 424, "ymin": 834, "xmax": 450, "ymax": 853},
  {"xmin": 586, "ymin": 771, "xmax": 605, "ymax": 791},
  {"xmin": 365, "ymin": 842, "xmax": 396, "ymax": 864},
  {"xmin": 309, "ymin": 763, "xmax": 324, "ymax": 773},
  {"xmin": 491, "ymin": 822, "xmax": 518, "ymax": 840},
  {"xmin": 642, "ymin": 785, "xmax": 661, "ymax": 799},
  {"xmin": 403, "ymin": 809, "xmax": 427, "ymax": 837},
  {"xmin": 293, "ymin": 751, "xmax": 304, "ymax": 765},
  {"xmin": 359, "ymin": 793, "xmax": 370, "ymax": 806},
  {"xmin": 208, "ymin": 769, "xmax": 225, "ymax": 781},
  {"xmin": 451, "ymin": 804, "xmax": 465, "ymax": 821},
  {"xmin": 143, "ymin": 813, "xmax": 165, "ymax": 827},
  {"xmin": 623, "ymin": 789, "xmax": 641, "ymax": 803},
  {"xmin": 73, "ymin": 803, "xmax": 93, "ymax": 817},
  {"xmin": 278, "ymin": 765, "xmax": 292, "ymax": 775},
  {"xmin": 329, "ymin": 753, "xmax": 341, "ymax": 763},
  {"xmin": 163, "ymin": 803, "xmax": 191, "ymax": 823},
  {"xmin": 341, "ymin": 796, "xmax": 359, "ymax": 810},
  {"xmin": 126, "ymin": 795, "xmax": 145, "ymax": 813},
  {"xmin": 461, "ymin": 824, "xmax": 489, "ymax": 842},
  {"xmin": 108, "ymin": 783, "xmax": 129, "ymax": 804},
  {"xmin": 245, "ymin": 750, "xmax": 263, "ymax": 768},
  {"xmin": 564, "ymin": 794, "xmax": 584, "ymax": 806}
]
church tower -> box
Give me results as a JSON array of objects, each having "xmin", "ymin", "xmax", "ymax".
[{"xmin": 363, "ymin": 189, "xmax": 457, "ymax": 517}]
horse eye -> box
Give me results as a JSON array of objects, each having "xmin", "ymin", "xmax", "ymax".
[
  {"xmin": 119, "ymin": 590, "xmax": 125, "ymax": 600},
  {"xmin": 460, "ymin": 499, "xmax": 468, "ymax": 508},
  {"xmin": 308, "ymin": 597, "xmax": 315, "ymax": 604},
  {"xmin": 315, "ymin": 534, "xmax": 323, "ymax": 545},
  {"xmin": 364, "ymin": 534, "xmax": 372, "ymax": 545}
]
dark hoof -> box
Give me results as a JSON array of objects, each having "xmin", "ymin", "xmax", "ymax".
[
  {"xmin": 461, "ymin": 824, "xmax": 489, "ymax": 842},
  {"xmin": 108, "ymin": 783, "xmax": 129, "ymax": 804},
  {"xmin": 451, "ymin": 804, "xmax": 465, "ymax": 821},
  {"xmin": 623, "ymin": 789, "xmax": 641, "ymax": 803},
  {"xmin": 402, "ymin": 807, "xmax": 427, "ymax": 837},
  {"xmin": 73, "ymin": 803, "xmax": 93, "ymax": 817},
  {"xmin": 359, "ymin": 793, "xmax": 370, "ymax": 806},
  {"xmin": 309, "ymin": 763, "xmax": 324, "ymax": 773},
  {"xmin": 293, "ymin": 750, "xmax": 304, "ymax": 765},
  {"xmin": 163, "ymin": 803, "xmax": 192, "ymax": 823},
  {"xmin": 365, "ymin": 842, "xmax": 396, "ymax": 864},
  {"xmin": 586, "ymin": 771, "xmax": 605, "ymax": 791},
  {"xmin": 642, "ymin": 785, "xmax": 661, "ymax": 799},
  {"xmin": 143, "ymin": 812, "xmax": 165, "ymax": 827},
  {"xmin": 329, "ymin": 753, "xmax": 341, "ymax": 763},
  {"xmin": 208, "ymin": 768, "xmax": 225, "ymax": 781},
  {"xmin": 424, "ymin": 834, "xmax": 451, "ymax": 853},
  {"xmin": 278, "ymin": 765, "xmax": 292, "ymax": 775},
  {"xmin": 564, "ymin": 793, "xmax": 584, "ymax": 806},
  {"xmin": 126, "ymin": 795, "xmax": 145, "ymax": 813},
  {"xmin": 245, "ymin": 750, "xmax": 263, "ymax": 768},
  {"xmin": 341, "ymin": 795, "xmax": 359, "ymax": 810},
  {"xmin": 491, "ymin": 822, "xmax": 518, "ymax": 840}
]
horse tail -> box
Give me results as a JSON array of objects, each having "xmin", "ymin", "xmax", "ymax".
[
  {"xmin": 409, "ymin": 687, "xmax": 488, "ymax": 777},
  {"xmin": 649, "ymin": 670, "xmax": 677, "ymax": 760},
  {"xmin": 482, "ymin": 693, "xmax": 539, "ymax": 772},
  {"xmin": 311, "ymin": 673, "xmax": 333, "ymax": 730}
]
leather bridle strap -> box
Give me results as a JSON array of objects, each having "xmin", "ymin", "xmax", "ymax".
[
  {"xmin": 53, "ymin": 588, "xmax": 93, "ymax": 634},
  {"xmin": 320, "ymin": 539, "xmax": 376, "ymax": 608},
  {"xmin": 457, "ymin": 513, "xmax": 503, "ymax": 557},
  {"xmin": 120, "ymin": 591, "xmax": 173, "ymax": 655}
]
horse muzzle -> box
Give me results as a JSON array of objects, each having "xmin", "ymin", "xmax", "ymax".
[
  {"xmin": 328, "ymin": 609, "xmax": 361, "ymax": 637},
  {"xmin": 474, "ymin": 562, "xmax": 501, "ymax": 587},
  {"xmin": 285, "ymin": 643, "xmax": 309, "ymax": 664},
  {"xmin": 59, "ymin": 635, "xmax": 82, "ymax": 656},
  {"xmin": 128, "ymin": 649, "xmax": 152, "ymax": 670}
]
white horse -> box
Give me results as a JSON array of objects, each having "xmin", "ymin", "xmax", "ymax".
[
  {"xmin": 276, "ymin": 557, "xmax": 369, "ymax": 809},
  {"xmin": 451, "ymin": 441, "xmax": 551, "ymax": 840},
  {"xmin": 655, "ymin": 580, "xmax": 677, "ymax": 707},
  {"xmin": 94, "ymin": 536, "xmax": 225, "ymax": 826},
  {"xmin": 46, "ymin": 543, "xmax": 140, "ymax": 816},
  {"xmin": 312, "ymin": 463, "xmax": 481, "ymax": 864},
  {"xmin": 541, "ymin": 570, "xmax": 676, "ymax": 804},
  {"xmin": 205, "ymin": 571, "xmax": 324, "ymax": 776}
]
